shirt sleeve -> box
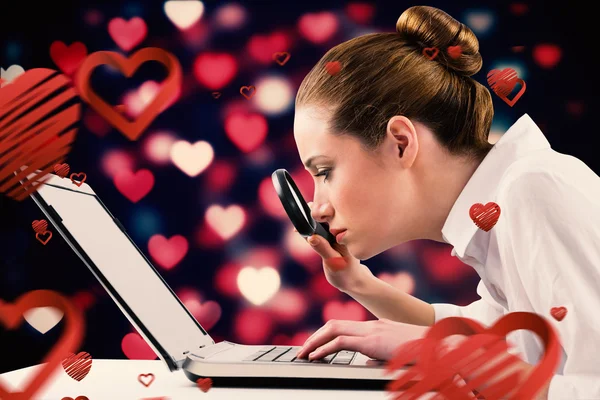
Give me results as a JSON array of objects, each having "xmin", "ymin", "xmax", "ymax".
[
  {"xmin": 499, "ymin": 169, "xmax": 600, "ymax": 400},
  {"xmin": 432, "ymin": 280, "xmax": 505, "ymax": 327}
]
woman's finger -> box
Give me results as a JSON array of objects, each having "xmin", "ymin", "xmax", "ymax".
[
  {"xmin": 296, "ymin": 320, "xmax": 373, "ymax": 358},
  {"xmin": 307, "ymin": 335, "xmax": 369, "ymax": 360}
]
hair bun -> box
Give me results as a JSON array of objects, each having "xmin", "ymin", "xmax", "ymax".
[{"xmin": 396, "ymin": 6, "xmax": 482, "ymax": 77}]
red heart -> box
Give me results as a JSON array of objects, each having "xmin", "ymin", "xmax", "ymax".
[
  {"xmin": 422, "ymin": 47, "xmax": 439, "ymax": 60},
  {"xmin": 75, "ymin": 48, "xmax": 182, "ymax": 141},
  {"xmin": 298, "ymin": 12, "xmax": 339, "ymax": 44},
  {"xmin": 196, "ymin": 377, "xmax": 213, "ymax": 392},
  {"xmin": 113, "ymin": 168, "xmax": 154, "ymax": 202},
  {"xmin": 69, "ymin": 172, "xmax": 87, "ymax": 187},
  {"xmin": 61, "ymin": 396, "xmax": 89, "ymax": 400},
  {"xmin": 247, "ymin": 32, "xmax": 290, "ymax": 64},
  {"xmin": 385, "ymin": 312, "xmax": 561, "ymax": 399},
  {"xmin": 108, "ymin": 17, "xmax": 148, "ymax": 52},
  {"xmin": 35, "ymin": 230, "xmax": 53, "ymax": 245},
  {"xmin": 193, "ymin": 53, "xmax": 237, "ymax": 90},
  {"xmin": 469, "ymin": 202, "xmax": 501, "ymax": 231},
  {"xmin": 54, "ymin": 163, "xmax": 70, "ymax": 178},
  {"xmin": 322, "ymin": 300, "xmax": 368, "ymax": 321},
  {"xmin": 509, "ymin": 3, "xmax": 529, "ymax": 16},
  {"xmin": 487, "ymin": 68, "xmax": 526, "ymax": 107},
  {"xmin": 32, "ymin": 219, "xmax": 48, "ymax": 233},
  {"xmin": 224, "ymin": 112, "xmax": 267, "ymax": 153},
  {"xmin": 325, "ymin": 61, "xmax": 342, "ymax": 76},
  {"xmin": 121, "ymin": 332, "xmax": 157, "ymax": 360},
  {"xmin": 138, "ymin": 373, "xmax": 155, "ymax": 387},
  {"xmin": 49, "ymin": 41, "xmax": 88, "ymax": 76},
  {"xmin": 0, "ymin": 290, "xmax": 84, "ymax": 400},
  {"xmin": 0, "ymin": 69, "xmax": 80, "ymax": 201},
  {"xmin": 148, "ymin": 234, "xmax": 189, "ymax": 270},
  {"xmin": 447, "ymin": 45, "xmax": 462, "ymax": 59},
  {"xmin": 62, "ymin": 351, "xmax": 92, "ymax": 381},
  {"xmin": 189, "ymin": 300, "xmax": 222, "ymax": 331},
  {"xmin": 533, "ymin": 44, "xmax": 562, "ymax": 69},
  {"xmin": 345, "ymin": 2, "xmax": 375, "ymax": 24},
  {"xmin": 421, "ymin": 246, "xmax": 476, "ymax": 284},
  {"xmin": 239, "ymin": 85, "xmax": 256, "ymax": 100},
  {"xmin": 550, "ymin": 306, "xmax": 567, "ymax": 321},
  {"xmin": 272, "ymin": 51, "xmax": 291, "ymax": 66}
]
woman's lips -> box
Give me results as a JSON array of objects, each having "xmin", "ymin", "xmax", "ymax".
[{"xmin": 336, "ymin": 230, "xmax": 347, "ymax": 243}]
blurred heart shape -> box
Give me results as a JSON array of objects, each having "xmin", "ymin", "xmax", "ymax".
[
  {"xmin": 186, "ymin": 299, "xmax": 222, "ymax": 330},
  {"xmin": 62, "ymin": 351, "xmax": 92, "ymax": 381},
  {"xmin": 122, "ymin": 80, "xmax": 176, "ymax": 118},
  {"xmin": 465, "ymin": 11, "xmax": 493, "ymax": 33},
  {"xmin": 108, "ymin": 17, "xmax": 148, "ymax": 52},
  {"xmin": 164, "ymin": 0, "xmax": 204, "ymax": 30},
  {"xmin": 113, "ymin": 168, "xmax": 154, "ymax": 202},
  {"xmin": 298, "ymin": 12, "xmax": 339, "ymax": 44},
  {"xmin": 322, "ymin": 300, "xmax": 368, "ymax": 322},
  {"xmin": 346, "ymin": 2, "xmax": 376, "ymax": 24},
  {"xmin": 224, "ymin": 112, "xmax": 267, "ymax": 153},
  {"xmin": 377, "ymin": 271, "xmax": 415, "ymax": 294},
  {"xmin": 248, "ymin": 32, "xmax": 290, "ymax": 64},
  {"xmin": 49, "ymin": 41, "xmax": 88, "ymax": 76},
  {"xmin": 237, "ymin": 266, "xmax": 281, "ymax": 305},
  {"xmin": 205, "ymin": 204, "xmax": 246, "ymax": 240},
  {"xmin": 0, "ymin": 65, "xmax": 25, "ymax": 86},
  {"xmin": 170, "ymin": 140, "xmax": 214, "ymax": 177},
  {"xmin": 532, "ymin": 44, "xmax": 562, "ymax": 69},
  {"xmin": 148, "ymin": 234, "xmax": 188, "ymax": 270},
  {"xmin": 23, "ymin": 306, "xmax": 64, "ymax": 334},
  {"xmin": 193, "ymin": 52, "xmax": 237, "ymax": 90},
  {"xmin": 121, "ymin": 332, "xmax": 157, "ymax": 360}
]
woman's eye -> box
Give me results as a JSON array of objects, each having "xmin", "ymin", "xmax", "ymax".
[{"xmin": 314, "ymin": 169, "xmax": 330, "ymax": 182}]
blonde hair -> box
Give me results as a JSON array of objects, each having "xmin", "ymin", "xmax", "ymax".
[{"xmin": 296, "ymin": 5, "xmax": 494, "ymax": 162}]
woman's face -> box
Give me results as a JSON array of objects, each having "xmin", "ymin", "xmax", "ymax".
[{"xmin": 293, "ymin": 106, "xmax": 421, "ymax": 261}]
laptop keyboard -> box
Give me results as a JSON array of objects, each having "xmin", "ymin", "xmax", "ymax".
[{"xmin": 243, "ymin": 346, "xmax": 356, "ymax": 365}]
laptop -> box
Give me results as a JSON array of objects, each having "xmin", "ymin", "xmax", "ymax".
[{"xmin": 20, "ymin": 169, "xmax": 412, "ymax": 390}]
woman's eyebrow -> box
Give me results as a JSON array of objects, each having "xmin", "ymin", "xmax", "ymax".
[{"xmin": 304, "ymin": 155, "xmax": 331, "ymax": 168}]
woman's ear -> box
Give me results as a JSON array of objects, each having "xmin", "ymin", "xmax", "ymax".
[{"xmin": 386, "ymin": 116, "xmax": 418, "ymax": 168}]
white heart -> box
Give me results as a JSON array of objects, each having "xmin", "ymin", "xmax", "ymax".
[
  {"xmin": 170, "ymin": 140, "xmax": 214, "ymax": 177},
  {"xmin": 205, "ymin": 204, "xmax": 245, "ymax": 240},
  {"xmin": 164, "ymin": 0, "xmax": 204, "ymax": 30},
  {"xmin": 23, "ymin": 307, "xmax": 64, "ymax": 334},
  {"xmin": 237, "ymin": 266, "xmax": 280, "ymax": 305},
  {"xmin": 1, "ymin": 64, "xmax": 25, "ymax": 87}
]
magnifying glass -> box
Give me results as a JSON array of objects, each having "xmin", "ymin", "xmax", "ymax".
[{"xmin": 271, "ymin": 168, "xmax": 336, "ymax": 246}]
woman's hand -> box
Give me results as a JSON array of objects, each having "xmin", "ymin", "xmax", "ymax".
[
  {"xmin": 294, "ymin": 201, "xmax": 371, "ymax": 292},
  {"xmin": 295, "ymin": 318, "xmax": 429, "ymax": 361}
]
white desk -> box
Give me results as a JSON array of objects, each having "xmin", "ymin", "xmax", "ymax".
[{"xmin": 0, "ymin": 359, "xmax": 440, "ymax": 399}]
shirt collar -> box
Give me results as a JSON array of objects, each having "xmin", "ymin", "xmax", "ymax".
[{"xmin": 441, "ymin": 113, "xmax": 551, "ymax": 259}]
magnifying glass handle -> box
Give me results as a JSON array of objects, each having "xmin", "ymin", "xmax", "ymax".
[{"xmin": 313, "ymin": 222, "xmax": 337, "ymax": 246}]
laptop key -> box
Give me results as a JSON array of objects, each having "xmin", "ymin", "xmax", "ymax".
[{"xmin": 256, "ymin": 347, "xmax": 292, "ymax": 362}]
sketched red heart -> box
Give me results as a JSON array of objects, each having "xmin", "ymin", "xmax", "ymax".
[
  {"xmin": 487, "ymin": 68, "xmax": 526, "ymax": 107},
  {"xmin": 62, "ymin": 351, "xmax": 92, "ymax": 381},
  {"xmin": 0, "ymin": 290, "xmax": 84, "ymax": 400},
  {"xmin": 54, "ymin": 163, "xmax": 70, "ymax": 178},
  {"xmin": 469, "ymin": 202, "xmax": 501, "ymax": 231},
  {"xmin": 550, "ymin": 306, "xmax": 567, "ymax": 321},
  {"xmin": 32, "ymin": 219, "xmax": 48, "ymax": 233},
  {"xmin": 385, "ymin": 312, "xmax": 561, "ymax": 399}
]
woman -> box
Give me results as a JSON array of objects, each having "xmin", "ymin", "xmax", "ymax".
[{"xmin": 291, "ymin": 5, "xmax": 600, "ymax": 399}]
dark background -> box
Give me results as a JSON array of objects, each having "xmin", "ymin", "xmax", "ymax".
[{"xmin": 1, "ymin": 0, "xmax": 597, "ymax": 375}]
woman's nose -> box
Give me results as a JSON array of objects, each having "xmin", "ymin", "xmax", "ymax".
[{"xmin": 309, "ymin": 202, "xmax": 328, "ymax": 222}]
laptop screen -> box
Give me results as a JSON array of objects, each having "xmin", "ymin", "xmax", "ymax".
[{"xmin": 35, "ymin": 182, "xmax": 213, "ymax": 361}]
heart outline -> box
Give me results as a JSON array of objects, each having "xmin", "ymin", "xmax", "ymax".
[
  {"xmin": 75, "ymin": 48, "xmax": 182, "ymax": 141},
  {"xmin": 487, "ymin": 68, "xmax": 527, "ymax": 107},
  {"xmin": 138, "ymin": 373, "xmax": 155, "ymax": 387},
  {"xmin": 272, "ymin": 52, "xmax": 290, "ymax": 66},
  {"xmin": 239, "ymin": 85, "xmax": 256, "ymax": 100},
  {"xmin": 35, "ymin": 230, "xmax": 53, "ymax": 245},
  {"xmin": 422, "ymin": 47, "xmax": 439, "ymax": 60},
  {"xmin": 0, "ymin": 290, "xmax": 84, "ymax": 400}
]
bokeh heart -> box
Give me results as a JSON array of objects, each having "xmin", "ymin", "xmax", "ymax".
[
  {"xmin": 469, "ymin": 202, "xmax": 501, "ymax": 231},
  {"xmin": 204, "ymin": 204, "xmax": 246, "ymax": 240},
  {"xmin": 224, "ymin": 112, "xmax": 267, "ymax": 153},
  {"xmin": 298, "ymin": 12, "xmax": 338, "ymax": 44},
  {"xmin": 193, "ymin": 52, "xmax": 237, "ymax": 90},
  {"xmin": 237, "ymin": 266, "xmax": 280, "ymax": 306},
  {"xmin": 121, "ymin": 332, "xmax": 157, "ymax": 360},
  {"xmin": 170, "ymin": 140, "xmax": 214, "ymax": 177},
  {"xmin": 322, "ymin": 300, "xmax": 368, "ymax": 322},
  {"xmin": 147, "ymin": 234, "xmax": 188, "ymax": 270},
  {"xmin": 248, "ymin": 32, "xmax": 290, "ymax": 64},
  {"xmin": 49, "ymin": 41, "xmax": 88, "ymax": 76},
  {"xmin": 113, "ymin": 168, "xmax": 154, "ymax": 202},
  {"xmin": 0, "ymin": 69, "xmax": 80, "ymax": 201},
  {"xmin": 108, "ymin": 17, "xmax": 148, "ymax": 52},
  {"xmin": 0, "ymin": 290, "xmax": 84, "ymax": 400},
  {"xmin": 0, "ymin": 65, "xmax": 25, "ymax": 86},
  {"xmin": 75, "ymin": 48, "xmax": 182, "ymax": 141},
  {"xmin": 164, "ymin": 0, "xmax": 204, "ymax": 30}
]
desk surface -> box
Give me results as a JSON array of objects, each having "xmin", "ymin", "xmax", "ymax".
[{"xmin": 0, "ymin": 359, "xmax": 439, "ymax": 399}]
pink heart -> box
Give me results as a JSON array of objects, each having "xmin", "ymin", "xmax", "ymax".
[
  {"xmin": 204, "ymin": 204, "xmax": 246, "ymax": 240},
  {"xmin": 205, "ymin": 160, "xmax": 237, "ymax": 192},
  {"xmin": 121, "ymin": 332, "xmax": 157, "ymax": 360},
  {"xmin": 345, "ymin": 2, "xmax": 375, "ymax": 24},
  {"xmin": 322, "ymin": 300, "xmax": 368, "ymax": 322},
  {"xmin": 113, "ymin": 169, "xmax": 154, "ymax": 203},
  {"xmin": 298, "ymin": 12, "xmax": 339, "ymax": 44},
  {"xmin": 224, "ymin": 112, "xmax": 268, "ymax": 153},
  {"xmin": 234, "ymin": 308, "xmax": 274, "ymax": 344},
  {"xmin": 272, "ymin": 331, "xmax": 312, "ymax": 346},
  {"xmin": 265, "ymin": 288, "xmax": 308, "ymax": 323},
  {"xmin": 378, "ymin": 271, "xmax": 415, "ymax": 294},
  {"xmin": 122, "ymin": 81, "xmax": 175, "ymax": 118},
  {"xmin": 247, "ymin": 32, "xmax": 291, "ymax": 64},
  {"xmin": 420, "ymin": 246, "xmax": 477, "ymax": 284},
  {"xmin": 187, "ymin": 300, "xmax": 222, "ymax": 330},
  {"xmin": 108, "ymin": 17, "xmax": 148, "ymax": 52},
  {"xmin": 532, "ymin": 44, "xmax": 562, "ymax": 69},
  {"xmin": 193, "ymin": 52, "xmax": 237, "ymax": 90},
  {"xmin": 147, "ymin": 234, "xmax": 189, "ymax": 269}
]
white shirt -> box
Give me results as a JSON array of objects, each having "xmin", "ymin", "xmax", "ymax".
[{"xmin": 432, "ymin": 113, "xmax": 600, "ymax": 400}]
